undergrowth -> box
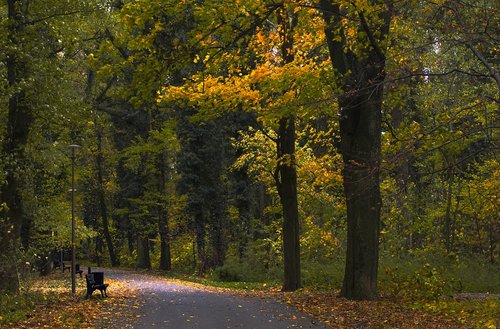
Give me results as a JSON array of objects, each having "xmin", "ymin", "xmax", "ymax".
[{"xmin": 205, "ymin": 251, "xmax": 499, "ymax": 328}]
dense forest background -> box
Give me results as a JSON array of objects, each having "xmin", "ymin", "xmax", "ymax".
[{"xmin": 1, "ymin": 0, "xmax": 498, "ymax": 302}]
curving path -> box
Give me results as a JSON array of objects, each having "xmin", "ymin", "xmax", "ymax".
[{"xmin": 97, "ymin": 268, "xmax": 330, "ymax": 329}]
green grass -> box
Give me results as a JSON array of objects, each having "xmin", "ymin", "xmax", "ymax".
[
  {"xmin": 378, "ymin": 252, "xmax": 500, "ymax": 299},
  {"xmin": 146, "ymin": 269, "xmax": 280, "ymax": 290},
  {"xmin": 411, "ymin": 298, "xmax": 500, "ymax": 329},
  {"xmin": 0, "ymin": 291, "xmax": 46, "ymax": 325}
]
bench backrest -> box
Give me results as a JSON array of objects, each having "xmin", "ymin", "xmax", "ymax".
[
  {"xmin": 86, "ymin": 273, "xmax": 95, "ymax": 286},
  {"xmin": 93, "ymin": 272, "xmax": 105, "ymax": 285}
]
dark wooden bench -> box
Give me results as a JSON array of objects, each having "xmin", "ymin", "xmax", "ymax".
[
  {"xmin": 62, "ymin": 263, "xmax": 83, "ymax": 277},
  {"xmin": 85, "ymin": 272, "xmax": 109, "ymax": 298},
  {"xmin": 75, "ymin": 264, "xmax": 83, "ymax": 278},
  {"xmin": 62, "ymin": 262, "xmax": 71, "ymax": 273},
  {"xmin": 53, "ymin": 260, "xmax": 62, "ymax": 270}
]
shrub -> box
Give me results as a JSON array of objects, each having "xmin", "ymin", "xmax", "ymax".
[{"xmin": 379, "ymin": 250, "xmax": 500, "ymax": 300}]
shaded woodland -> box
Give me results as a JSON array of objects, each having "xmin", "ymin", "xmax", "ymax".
[{"xmin": 1, "ymin": 0, "xmax": 498, "ymax": 304}]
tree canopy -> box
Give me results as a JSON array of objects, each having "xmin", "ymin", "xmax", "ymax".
[{"xmin": 1, "ymin": 0, "xmax": 498, "ymax": 302}]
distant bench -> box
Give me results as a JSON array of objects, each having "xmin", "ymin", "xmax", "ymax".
[
  {"xmin": 61, "ymin": 263, "xmax": 83, "ymax": 277},
  {"xmin": 85, "ymin": 271, "xmax": 109, "ymax": 298}
]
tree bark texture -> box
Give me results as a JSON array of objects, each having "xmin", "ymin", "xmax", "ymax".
[
  {"xmin": 209, "ymin": 199, "xmax": 227, "ymax": 268},
  {"xmin": 195, "ymin": 211, "xmax": 207, "ymax": 274},
  {"xmin": 274, "ymin": 7, "xmax": 301, "ymax": 292},
  {"xmin": 136, "ymin": 236, "xmax": 151, "ymax": 269},
  {"xmin": 275, "ymin": 117, "xmax": 301, "ymax": 291},
  {"xmin": 320, "ymin": 0, "xmax": 391, "ymax": 300},
  {"xmin": 0, "ymin": 0, "xmax": 31, "ymax": 294},
  {"xmin": 339, "ymin": 90, "xmax": 383, "ymax": 300}
]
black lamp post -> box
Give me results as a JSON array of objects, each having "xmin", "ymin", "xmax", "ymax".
[{"xmin": 69, "ymin": 144, "xmax": 80, "ymax": 295}]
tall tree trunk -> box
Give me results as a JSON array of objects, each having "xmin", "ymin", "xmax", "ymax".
[
  {"xmin": 237, "ymin": 202, "xmax": 251, "ymax": 261},
  {"xmin": 39, "ymin": 252, "xmax": 52, "ymax": 276},
  {"xmin": 20, "ymin": 213, "xmax": 33, "ymax": 250},
  {"xmin": 195, "ymin": 211, "xmax": 207, "ymax": 274},
  {"xmin": 0, "ymin": 0, "xmax": 31, "ymax": 294},
  {"xmin": 159, "ymin": 216, "xmax": 172, "ymax": 270},
  {"xmin": 158, "ymin": 153, "xmax": 171, "ymax": 271},
  {"xmin": 136, "ymin": 237, "xmax": 151, "ymax": 269},
  {"xmin": 274, "ymin": 7, "xmax": 301, "ymax": 292},
  {"xmin": 320, "ymin": 0, "xmax": 391, "ymax": 300},
  {"xmin": 96, "ymin": 123, "xmax": 119, "ymax": 266},
  {"xmin": 209, "ymin": 207, "xmax": 226, "ymax": 268},
  {"xmin": 275, "ymin": 117, "xmax": 301, "ymax": 291},
  {"xmin": 339, "ymin": 91, "xmax": 383, "ymax": 300}
]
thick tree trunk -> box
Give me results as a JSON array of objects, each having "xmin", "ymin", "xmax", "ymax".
[
  {"xmin": 274, "ymin": 8, "xmax": 301, "ymax": 292},
  {"xmin": 136, "ymin": 237, "xmax": 151, "ymax": 269},
  {"xmin": 209, "ymin": 203, "xmax": 227, "ymax": 268},
  {"xmin": 195, "ymin": 211, "xmax": 207, "ymax": 274},
  {"xmin": 39, "ymin": 252, "xmax": 53, "ymax": 276},
  {"xmin": 275, "ymin": 116, "xmax": 301, "ymax": 291},
  {"xmin": 159, "ymin": 227, "xmax": 172, "ymax": 271},
  {"xmin": 0, "ymin": 0, "xmax": 31, "ymax": 294},
  {"xmin": 339, "ymin": 90, "xmax": 383, "ymax": 300},
  {"xmin": 320, "ymin": 0, "xmax": 391, "ymax": 300},
  {"xmin": 96, "ymin": 125, "xmax": 119, "ymax": 266},
  {"xmin": 20, "ymin": 213, "xmax": 33, "ymax": 250}
]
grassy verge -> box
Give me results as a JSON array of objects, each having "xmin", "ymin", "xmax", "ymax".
[
  {"xmin": 146, "ymin": 266, "xmax": 499, "ymax": 328},
  {"xmin": 157, "ymin": 270, "xmax": 280, "ymax": 291},
  {"xmin": 410, "ymin": 298, "xmax": 499, "ymax": 329}
]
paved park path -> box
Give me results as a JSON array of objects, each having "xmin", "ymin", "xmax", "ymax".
[{"xmin": 99, "ymin": 268, "xmax": 330, "ymax": 329}]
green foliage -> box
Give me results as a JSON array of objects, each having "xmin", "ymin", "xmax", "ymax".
[
  {"xmin": 387, "ymin": 263, "xmax": 448, "ymax": 301},
  {"xmin": 212, "ymin": 256, "xmax": 282, "ymax": 283},
  {"xmin": 116, "ymin": 249, "xmax": 138, "ymax": 269},
  {"xmin": 1, "ymin": 0, "xmax": 498, "ymax": 309},
  {"xmin": 411, "ymin": 299, "xmax": 500, "ymax": 329},
  {"xmin": 162, "ymin": 270, "xmax": 277, "ymax": 291},
  {"xmin": 0, "ymin": 291, "xmax": 46, "ymax": 325},
  {"xmin": 300, "ymin": 258, "xmax": 344, "ymax": 290},
  {"xmin": 168, "ymin": 234, "xmax": 195, "ymax": 272},
  {"xmin": 379, "ymin": 252, "xmax": 500, "ymax": 301}
]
